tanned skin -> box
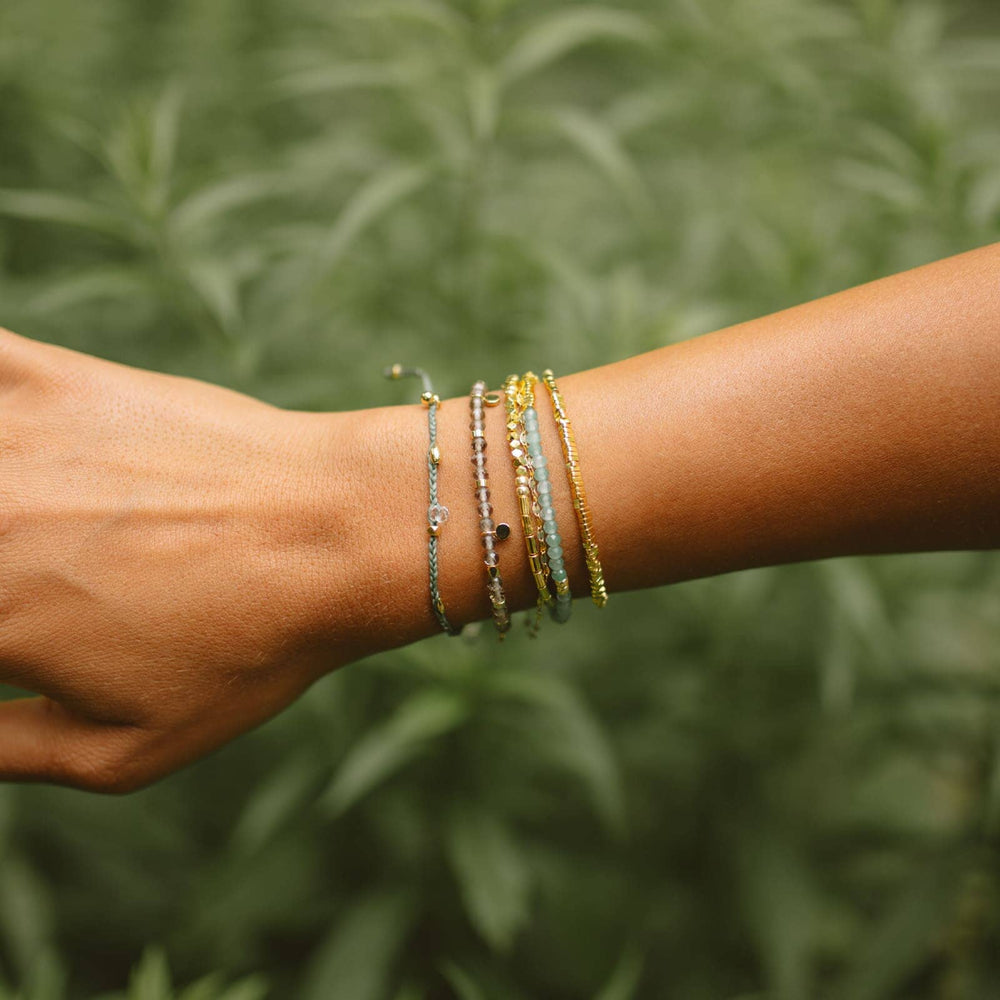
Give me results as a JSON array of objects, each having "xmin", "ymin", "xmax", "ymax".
[{"xmin": 0, "ymin": 242, "xmax": 997, "ymax": 791}]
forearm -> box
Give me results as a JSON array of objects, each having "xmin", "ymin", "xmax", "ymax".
[
  {"xmin": 320, "ymin": 242, "xmax": 1000, "ymax": 651},
  {"xmin": 0, "ymin": 243, "xmax": 995, "ymax": 789}
]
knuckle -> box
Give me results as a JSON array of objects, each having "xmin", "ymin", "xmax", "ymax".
[{"xmin": 57, "ymin": 733, "xmax": 151, "ymax": 795}]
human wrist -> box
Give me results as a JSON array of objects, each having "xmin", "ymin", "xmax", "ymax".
[{"xmin": 284, "ymin": 369, "xmax": 599, "ymax": 663}]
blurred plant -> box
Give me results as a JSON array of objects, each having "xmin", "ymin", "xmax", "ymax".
[{"xmin": 1, "ymin": 0, "xmax": 1000, "ymax": 997}]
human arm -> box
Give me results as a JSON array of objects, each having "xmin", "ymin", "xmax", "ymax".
[
  {"xmin": 0, "ymin": 241, "xmax": 997, "ymax": 791},
  {"xmin": 372, "ymin": 239, "xmax": 1000, "ymax": 638}
]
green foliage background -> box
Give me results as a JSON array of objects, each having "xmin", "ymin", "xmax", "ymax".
[{"xmin": 1, "ymin": 0, "xmax": 1000, "ymax": 997}]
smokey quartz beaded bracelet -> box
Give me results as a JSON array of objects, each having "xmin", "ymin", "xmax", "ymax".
[{"xmin": 470, "ymin": 380, "xmax": 512, "ymax": 637}]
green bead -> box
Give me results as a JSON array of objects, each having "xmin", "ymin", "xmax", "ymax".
[
  {"xmin": 534, "ymin": 466, "xmax": 549, "ymax": 482},
  {"xmin": 543, "ymin": 520, "xmax": 558, "ymax": 535},
  {"xmin": 547, "ymin": 545, "xmax": 563, "ymax": 560},
  {"xmin": 551, "ymin": 566, "xmax": 568, "ymax": 582},
  {"xmin": 546, "ymin": 532, "xmax": 561, "ymax": 548}
]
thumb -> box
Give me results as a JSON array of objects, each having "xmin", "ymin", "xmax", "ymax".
[{"xmin": 0, "ymin": 697, "xmax": 144, "ymax": 793}]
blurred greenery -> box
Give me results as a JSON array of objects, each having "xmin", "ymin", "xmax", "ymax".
[{"xmin": 1, "ymin": 0, "xmax": 999, "ymax": 997}]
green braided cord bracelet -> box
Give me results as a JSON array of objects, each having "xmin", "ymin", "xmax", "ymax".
[{"xmin": 384, "ymin": 363, "xmax": 461, "ymax": 637}]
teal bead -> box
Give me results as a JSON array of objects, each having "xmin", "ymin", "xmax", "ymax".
[
  {"xmin": 524, "ymin": 407, "xmax": 538, "ymax": 423},
  {"xmin": 526, "ymin": 431, "xmax": 542, "ymax": 446},
  {"xmin": 543, "ymin": 519, "xmax": 558, "ymax": 535},
  {"xmin": 541, "ymin": 506, "xmax": 555, "ymax": 521},
  {"xmin": 533, "ymin": 454, "xmax": 548, "ymax": 469},
  {"xmin": 551, "ymin": 566, "xmax": 568, "ymax": 582},
  {"xmin": 547, "ymin": 545, "xmax": 563, "ymax": 560},
  {"xmin": 537, "ymin": 479, "xmax": 552, "ymax": 495},
  {"xmin": 546, "ymin": 532, "xmax": 562, "ymax": 548},
  {"xmin": 534, "ymin": 466, "xmax": 549, "ymax": 482}
]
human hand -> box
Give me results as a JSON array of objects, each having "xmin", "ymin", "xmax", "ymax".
[{"xmin": 0, "ymin": 328, "xmax": 375, "ymax": 792}]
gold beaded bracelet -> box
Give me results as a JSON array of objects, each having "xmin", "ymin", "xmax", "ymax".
[
  {"xmin": 503, "ymin": 373, "xmax": 555, "ymax": 629},
  {"xmin": 541, "ymin": 369, "xmax": 608, "ymax": 607}
]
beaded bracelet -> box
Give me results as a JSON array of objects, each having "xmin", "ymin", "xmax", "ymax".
[
  {"xmin": 470, "ymin": 380, "xmax": 512, "ymax": 637},
  {"xmin": 521, "ymin": 372, "xmax": 572, "ymax": 623},
  {"xmin": 504, "ymin": 373, "xmax": 555, "ymax": 630},
  {"xmin": 384, "ymin": 363, "xmax": 461, "ymax": 636},
  {"xmin": 541, "ymin": 369, "xmax": 608, "ymax": 607}
]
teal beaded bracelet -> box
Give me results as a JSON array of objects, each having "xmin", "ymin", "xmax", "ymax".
[{"xmin": 521, "ymin": 373, "xmax": 572, "ymax": 624}]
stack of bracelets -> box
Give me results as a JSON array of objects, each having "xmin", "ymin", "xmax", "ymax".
[{"xmin": 385, "ymin": 364, "xmax": 608, "ymax": 639}]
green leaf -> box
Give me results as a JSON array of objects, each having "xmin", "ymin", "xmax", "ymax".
[
  {"xmin": 176, "ymin": 973, "xmax": 225, "ymax": 1000},
  {"xmin": 388, "ymin": 984, "xmax": 425, "ymax": 1000},
  {"xmin": 319, "ymin": 688, "xmax": 469, "ymax": 817},
  {"xmin": 26, "ymin": 267, "xmax": 154, "ymax": 316},
  {"xmin": 128, "ymin": 948, "xmax": 172, "ymax": 1000},
  {"xmin": 175, "ymin": 971, "xmax": 268, "ymax": 1000},
  {"xmin": 301, "ymin": 890, "xmax": 413, "ymax": 1000},
  {"xmin": 834, "ymin": 160, "xmax": 924, "ymax": 212},
  {"xmin": 170, "ymin": 174, "xmax": 285, "ymax": 238},
  {"xmin": 148, "ymin": 85, "xmax": 184, "ymax": 216},
  {"xmin": 214, "ymin": 976, "xmax": 270, "ymax": 1000},
  {"xmin": 466, "ymin": 66, "xmax": 500, "ymax": 144},
  {"xmin": 230, "ymin": 752, "xmax": 329, "ymax": 857},
  {"xmin": 547, "ymin": 106, "xmax": 653, "ymax": 219},
  {"xmin": 316, "ymin": 164, "xmax": 432, "ymax": 273},
  {"xmin": 500, "ymin": 8, "xmax": 654, "ymax": 86},
  {"xmin": 0, "ymin": 853, "xmax": 54, "ymax": 981},
  {"xmin": 178, "ymin": 258, "xmax": 243, "ymax": 342},
  {"xmin": 19, "ymin": 949, "xmax": 66, "ymax": 1000},
  {"xmin": 439, "ymin": 962, "xmax": 486, "ymax": 1000},
  {"xmin": 736, "ymin": 827, "xmax": 821, "ymax": 1000},
  {"xmin": 486, "ymin": 669, "xmax": 626, "ymax": 838},
  {"xmin": 593, "ymin": 943, "xmax": 644, "ymax": 1000},
  {"xmin": 819, "ymin": 559, "xmax": 896, "ymax": 669},
  {"xmin": 352, "ymin": 1, "xmax": 469, "ymax": 43},
  {"xmin": 445, "ymin": 807, "xmax": 532, "ymax": 953},
  {"xmin": 0, "ymin": 190, "xmax": 135, "ymax": 241},
  {"xmin": 275, "ymin": 63, "xmax": 408, "ymax": 101},
  {"xmin": 832, "ymin": 849, "xmax": 967, "ymax": 1000}
]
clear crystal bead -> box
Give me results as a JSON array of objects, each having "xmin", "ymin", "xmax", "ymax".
[{"xmin": 428, "ymin": 503, "xmax": 449, "ymax": 525}]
